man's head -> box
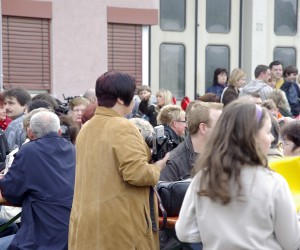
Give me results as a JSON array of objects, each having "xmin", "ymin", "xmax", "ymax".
[
  {"xmin": 157, "ymin": 104, "xmax": 186, "ymax": 137},
  {"xmin": 28, "ymin": 111, "xmax": 61, "ymax": 140},
  {"xmin": 254, "ymin": 65, "xmax": 271, "ymax": 83},
  {"xmin": 23, "ymin": 108, "xmax": 51, "ymax": 138},
  {"xmin": 4, "ymin": 88, "xmax": 31, "ymax": 119},
  {"xmin": 187, "ymin": 101, "xmax": 223, "ymax": 136},
  {"xmin": 269, "ymin": 61, "xmax": 283, "ymax": 80}
]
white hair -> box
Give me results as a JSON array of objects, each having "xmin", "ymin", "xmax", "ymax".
[{"xmin": 29, "ymin": 111, "xmax": 60, "ymax": 138}]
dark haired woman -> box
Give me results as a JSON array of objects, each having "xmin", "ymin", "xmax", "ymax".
[
  {"xmin": 205, "ymin": 68, "xmax": 228, "ymax": 98},
  {"xmin": 176, "ymin": 100, "xmax": 300, "ymax": 249},
  {"xmin": 69, "ymin": 71, "xmax": 168, "ymax": 249}
]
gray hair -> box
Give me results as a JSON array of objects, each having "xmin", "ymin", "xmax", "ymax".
[
  {"xmin": 83, "ymin": 88, "xmax": 96, "ymax": 103},
  {"xmin": 129, "ymin": 118, "xmax": 154, "ymax": 139},
  {"xmin": 30, "ymin": 111, "xmax": 60, "ymax": 138}
]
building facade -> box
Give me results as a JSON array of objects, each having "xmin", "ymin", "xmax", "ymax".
[
  {"xmin": 1, "ymin": 0, "xmax": 300, "ymax": 102},
  {"xmin": 1, "ymin": 0, "xmax": 158, "ymax": 101}
]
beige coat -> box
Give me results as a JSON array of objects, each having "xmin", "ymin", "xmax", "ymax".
[{"xmin": 69, "ymin": 107, "xmax": 161, "ymax": 250}]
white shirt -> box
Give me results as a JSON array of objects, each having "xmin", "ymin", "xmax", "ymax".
[{"xmin": 176, "ymin": 166, "xmax": 300, "ymax": 250}]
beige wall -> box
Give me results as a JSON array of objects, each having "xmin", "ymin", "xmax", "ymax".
[{"xmin": 42, "ymin": 0, "xmax": 158, "ymax": 100}]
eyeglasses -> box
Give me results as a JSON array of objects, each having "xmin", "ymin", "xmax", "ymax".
[{"xmin": 176, "ymin": 120, "xmax": 186, "ymax": 123}]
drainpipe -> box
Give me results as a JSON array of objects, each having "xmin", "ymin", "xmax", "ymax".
[{"xmin": 194, "ymin": 0, "xmax": 198, "ymax": 99}]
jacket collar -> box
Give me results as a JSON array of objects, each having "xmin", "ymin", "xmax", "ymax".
[
  {"xmin": 94, "ymin": 106, "xmax": 122, "ymax": 118},
  {"xmin": 31, "ymin": 131, "xmax": 61, "ymax": 142}
]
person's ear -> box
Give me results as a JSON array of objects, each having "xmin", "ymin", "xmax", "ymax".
[
  {"xmin": 27, "ymin": 128, "xmax": 35, "ymax": 140},
  {"xmin": 58, "ymin": 128, "xmax": 62, "ymax": 137},
  {"xmin": 172, "ymin": 120, "xmax": 178, "ymax": 128},
  {"xmin": 117, "ymin": 98, "xmax": 124, "ymax": 105},
  {"xmin": 199, "ymin": 123, "xmax": 207, "ymax": 135}
]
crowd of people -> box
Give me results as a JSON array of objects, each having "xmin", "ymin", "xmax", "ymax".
[{"xmin": 0, "ymin": 60, "xmax": 297, "ymax": 249}]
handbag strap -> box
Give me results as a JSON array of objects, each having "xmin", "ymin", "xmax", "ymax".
[
  {"xmin": 149, "ymin": 186, "xmax": 167, "ymax": 231},
  {"xmin": 0, "ymin": 212, "xmax": 21, "ymax": 233}
]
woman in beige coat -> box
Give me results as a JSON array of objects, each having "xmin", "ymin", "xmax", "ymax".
[{"xmin": 69, "ymin": 71, "xmax": 168, "ymax": 250}]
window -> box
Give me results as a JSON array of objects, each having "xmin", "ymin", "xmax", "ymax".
[
  {"xmin": 274, "ymin": 47, "xmax": 297, "ymax": 68},
  {"xmin": 2, "ymin": 16, "xmax": 51, "ymax": 91},
  {"xmin": 107, "ymin": 23, "xmax": 142, "ymax": 87},
  {"xmin": 160, "ymin": 0, "xmax": 186, "ymax": 31},
  {"xmin": 159, "ymin": 43, "xmax": 185, "ymax": 100},
  {"xmin": 206, "ymin": 0, "xmax": 231, "ymax": 33},
  {"xmin": 205, "ymin": 45, "xmax": 230, "ymax": 90},
  {"xmin": 274, "ymin": 0, "xmax": 298, "ymax": 36}
]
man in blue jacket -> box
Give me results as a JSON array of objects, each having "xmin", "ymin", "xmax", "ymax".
[{"xmin": 0, "ymin": 111, "xmax": 75, "ymax": 249}]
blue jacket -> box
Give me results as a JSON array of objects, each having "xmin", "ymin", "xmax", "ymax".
[
  {"xmin": 206, "ymin": 84, "xmax": 226, "ymax": 98},
  {"xmin": 280, "ymin": 81, "xmax": 300, "ymax": 117},
  {"xmin": 0, "ymin": 132, "xmax": 75, "ymax": 250}
]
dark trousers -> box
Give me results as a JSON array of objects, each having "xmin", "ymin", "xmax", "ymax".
[{"xmin": 160, "ymin": 229, "xmax": 202, "ymax": 250}]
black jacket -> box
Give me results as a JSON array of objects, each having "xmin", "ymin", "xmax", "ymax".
[{"xmin": 160, "ymin": 135, "xmax": 197, "ymax": 181}]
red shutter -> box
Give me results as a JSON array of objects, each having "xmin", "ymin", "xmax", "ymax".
[
  {"xmin": 2, "ymin": 15, "xmax": 51, "ymax": 91},
  {"xmin": 108, "ymin": 23, "xmax": 142, "ymax": 87}
]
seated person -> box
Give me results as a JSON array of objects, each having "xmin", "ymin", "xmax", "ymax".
[
  {"xmin": 0, "ymin": 108, "xmax": 50, "ymax": 229},
  {"xmin": 0, "ymin": 111, "xmax": 75, "ymax": 249}
]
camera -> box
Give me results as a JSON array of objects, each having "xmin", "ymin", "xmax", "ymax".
[{"xmin": 145, "ymin": 125, "xmax": 175, "ymax": 162}]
